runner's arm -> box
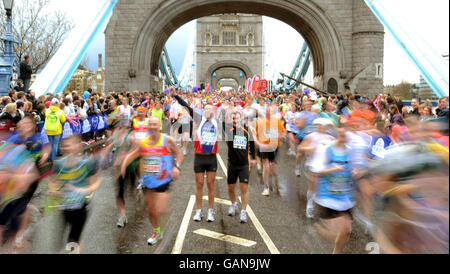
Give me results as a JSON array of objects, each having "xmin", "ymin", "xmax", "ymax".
[
  {"xmin": 121, "ymin": 142, "xmax": 140, "ymax": 177},
  {"xmin": 165, "ymin": 135, "xmax": 183, "ymax": 167}
]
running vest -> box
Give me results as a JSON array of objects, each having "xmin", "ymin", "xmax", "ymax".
[
  {"xmin": 139, "ymin": 134, "xmax": 173, "ymax": 189},
  {"xmin": 315, "ymin": 144, "xmax": 355, "ymax": 211},
  {"xmin": 133, "ymin": 118, "xmax": 150, "ymax": 140},
  {"xmin": 194, "ymin": 119, "xmax": 219, "ymax": 154}
]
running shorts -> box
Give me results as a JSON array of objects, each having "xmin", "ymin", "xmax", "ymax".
[
  {"xmin": 259, "ymin": 148, "xmax": 278, "ymax": 162},
  {"xmin": 227, "ymin": 165, "xmax": 250, "ymax": 185},
  {"xmin": 194, "ymin": 154, "xmax": 218, "ymax": 173},
  {"xmin": 315, "ymin": 204, "xmax": 353, "ymax": 220},
  {"xmin": 143, "ymin": 181, "xmax": 171, "ymax": 193}
]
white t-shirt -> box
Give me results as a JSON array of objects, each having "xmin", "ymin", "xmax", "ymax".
[
  {"xmin": 285, "ymin": 111, "xmax": 301, "ymax": 133},
  {"xmin": 305, "ymin": 132, "xmax": 336, "ymax": 170}
]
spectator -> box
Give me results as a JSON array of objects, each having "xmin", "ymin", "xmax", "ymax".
[
  {"xmin": 19, "ymin": 55, "xmax": 33, "ymax": 92},
  {"xmin": 0, "ymin": 103, "xmax": 20, "ymax": 138},
  {"xmin": 409, "ymin": 98, "xmax": 420, "ymax": 116},
  {"xmin": 16, "ymin": 101, "xmax": 26, "ymax": 119},
  {"xmin": 394, "ymin": 95, "xmax": 404, "ymax": 111},
  {"xmin": 436, "ymin": 97, "xmax": 449, "ymax": 118},
  {"xmin": 9, "ymin": 90, "xmax": 17, "ymax": 102},
  {"xmin": 389, "ymin": 104, "xmax": 404, "ymax": 126},
  {"xmin": 13, "ymin": 79, "xmax": 25, "ymax": 91},
  {"xmin": 44, "ymin": 98, "xmax": 66, "ymax": 161}
]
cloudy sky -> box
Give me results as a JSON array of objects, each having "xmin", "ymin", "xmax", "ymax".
[{"xmin": 45, "ymin": 0, "xmax": 449, "ymax": 85}]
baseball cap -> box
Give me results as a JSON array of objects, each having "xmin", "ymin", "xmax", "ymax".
[{"xmin": 51, "ymin": 98, "xmax": 60, "ymax": 105}]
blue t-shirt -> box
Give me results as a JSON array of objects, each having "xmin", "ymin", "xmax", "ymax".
[{"xmin": 7, "ymin": 132, "xmax": 49, "ymax": 159}]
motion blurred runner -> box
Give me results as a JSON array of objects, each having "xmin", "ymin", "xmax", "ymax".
[{"xmin": 121, "ymin": 117, "xmax": 183, "ymax": 245}]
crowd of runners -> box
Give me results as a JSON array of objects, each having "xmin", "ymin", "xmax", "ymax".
[{"xmin": 0, "ymin": 86, "xmax": 448, "ymax": 254}]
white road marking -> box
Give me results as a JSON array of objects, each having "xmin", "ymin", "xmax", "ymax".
[
  {"xmin": 193, "ymin": 229, "xmax": 257, "ymax": 247},
  {"xmin": 239, "ymin": 197, "xmax": 280, "ymax": 254},
  {"xmin": 216, "ymin": 152, "xmax": 228, "ymax": 174},
  {"xmin": 216, "ymin": 153, "xmax": 281, "ymax": 255},
  {"xmin": 202, "ymin": 196, "xmax": 232, "ymax": 206},
  {"xmin": 171, "ymin": 195, "xmax": 196, "ymax": 254}
]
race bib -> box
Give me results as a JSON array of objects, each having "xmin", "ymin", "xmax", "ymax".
[
  {"xmin": 143, "ymin": 157, "xmax": 161, "ymax": 176},
  {"xmin": 233, "ymin": 135, "xmax": 247, "ymax": 150},
  {"xmin": 201, "ymin": 131, "xmax": 216, "ymax": 145},
  {"xmin": 327, "ymin": 176, "xmax": 351, "ymax": 195},
  {"xmin": 135, "ymin": 132, "xmax": 148, "ymax": 140},
  {"xmin": 265, "ymin": 130, "xmax": 278, "ymax": 140}
]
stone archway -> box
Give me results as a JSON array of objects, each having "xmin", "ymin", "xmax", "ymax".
[
  {"xmin": 206, "ymin": 60, "xmax": 252, "ymax": 89},
  {"xmin": 106, "ymin": 0, "xmax": 384, "ymax": 95}
]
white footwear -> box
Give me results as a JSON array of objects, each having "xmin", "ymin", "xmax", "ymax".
[
  {"xmin": 182, "ymin": 147, "xmax": 187, "ymax": 155},
  {"xmin": 262, "ymin": 187, "xmax": 270, "ymax": 196},
  {"xmin": 117, "ymin": 215, "xmax": 128, "ymax": 228},
  {"xmin": 257, "ymin": 164, "xmax": 262, "ymax": 174},
  {"xmin": 240, "ymin": 210, "xmax": 248, "ymax": 223},
  {"xmin": 228, "ymin": 203, "xmax": 238, "ymax": 216},
  {"xmin": 65, "ymin": 242, "xmax": 80, "ymax": 254},
  {"xmin": 193, "ymin": 209, "xmax": 203, "ymax": 222},
  {"xmin": 147, "ymin": 232, "xmax": 162, "ymax": 246},
  {"xmin": 295, "ymin": 166, "xmax": 301, "ymax": 177},
  {"xmin": 288, "ymin": 149, "xmax": 296, "ymax": 156},
  {"xmin": 207, "ymin": 209, "xmax": 215, "ymax": 222},
  {"xmin": 306, "ymin": 204, "xmax": 314, "ymax": 219}
]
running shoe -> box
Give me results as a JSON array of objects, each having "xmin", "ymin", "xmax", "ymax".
[
  {"xmin": 193, "ymin": 209, "xmax": 203, "ymax": 222},
  {"xmin": 295, "ymin": 166, "xmax": 301, "ymax": 177},
  {"xmin": 147, "ymin": 232, "xmax": 162, "ymax": 246},
  {"xmin": 207, "ymin": 209, "xmax": 215, "ymax": 222},
  {"xmin": 288, "ymin": 149, "xmax": 296, "ymax": 156},
  {"xmin": 306, "ymin": 205, "xmax": 314, "ymax": 219},
  {"xmin": 228, "ymin": 203, "xmax": 238, "ymax": 217},
  {"xmin": 117, "ymin": 215, "xmax": 128, "ymax": 228},
  {"xmin": 257, "ymin": 164, "xmax": 262, "ymax": 175},
  {"xmin": 262, "ymin": 187, "xmax": 270, "ymax": 196},
  {"xmin": 240, "ymin": 210, "xmax": 248, "ymax": 223},
  {"xmin": 65, "ymin": 242, "xmax": 80, "ymax": 254}
]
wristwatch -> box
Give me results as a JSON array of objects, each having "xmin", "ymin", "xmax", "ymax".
[{"xmin": 174, "ymin": 163, "xmax": 181, "ymax": 171}]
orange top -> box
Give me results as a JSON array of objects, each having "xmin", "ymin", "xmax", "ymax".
[{"xmin": 255, "ymin": 117, "xmax": 285, "ymax": 148}]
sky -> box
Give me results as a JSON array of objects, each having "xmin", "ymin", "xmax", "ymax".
[{"xmin": 44, "ymin": 0, "xmax": 449, "ymax": 86}]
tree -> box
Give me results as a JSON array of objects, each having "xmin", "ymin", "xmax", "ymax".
[
  {"xmin": 0, "ymin": 0, "xmax": 74, "ymax": 73},
  {"xmin": 392, "ymin": 81, "xmax": 413, "ymax": 100}
]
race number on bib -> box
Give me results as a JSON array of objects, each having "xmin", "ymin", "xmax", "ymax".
[
  {"xmin": 233, "ymin": 135, "xmax": 247, "ymax": 150},
  {"xmin": 201, "ymin": 131, "xmax": 216, "ymax": 145},
  {"xmin": 327, "ymin": 176, "xmax": 351, "ymax": 195},
  {"xmin": 143, "ymin": 157, "xmax": 161, "ymax": 176}
]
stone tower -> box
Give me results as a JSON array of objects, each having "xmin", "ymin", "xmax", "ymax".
[{"xmin": 195, "ymin": 14, "xmax": 263, "ymax": 90}]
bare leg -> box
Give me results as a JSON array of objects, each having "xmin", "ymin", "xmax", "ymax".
[
  {"xmin": 195, "ymin": 173, "xmax": 205, "ymax": 210},
  {"xmin": 228, "ymin": 184, "xmax": 237, "ymax": 205},
  {"xmin": 262, "ymin": 159, "xmax": 270, "ymax": 188},
  {"xmin": 206, "ymin": 172, "xmax": 216, "ymax": 210},
  {"xmin": 333, "ymin": 213, "xmax": 352, "ymax": 254},
  {"xmin": 240, "ymin": 183, "xmax": 249, "ymax": 211}
]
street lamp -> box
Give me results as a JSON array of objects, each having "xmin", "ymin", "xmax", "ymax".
[
  {"xmin": 3, "ymin": 0, "xmax": 13, "ymax": 16},
  {"xmin": 0, "ymin": 0, "xmax": 19, "ymax": 96}
]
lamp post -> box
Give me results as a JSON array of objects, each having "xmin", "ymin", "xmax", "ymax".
[{"xmin": 0, "ymin": 0, "xmax": 19, "ymax": 96}]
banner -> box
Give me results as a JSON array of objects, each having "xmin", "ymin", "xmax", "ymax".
[{"xmin": 38, "ymin": 114, "xmax": 108, "ymax": 140}]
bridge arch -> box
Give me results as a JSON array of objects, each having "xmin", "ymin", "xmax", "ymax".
[{"xmin": 106, "ymin": 0, "xmax": 384, "ymax": 95}]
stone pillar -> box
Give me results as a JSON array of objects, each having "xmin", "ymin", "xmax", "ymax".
[{"xmin": 351, "ymin": 0, "xmax": 385, "ymax": 97}]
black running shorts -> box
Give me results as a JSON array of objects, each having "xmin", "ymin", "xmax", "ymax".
[
  {"xmin": 227, "ymin": 165, "xmax": 250, "ymax": 185},
  {"xmin": 259, "ymin": 148, "xmax": 278, "ymax": 162},
  {"xmin": 315, "ymin": 204, "xmax": 353, "ymax": 220},
  {"xmin": 194, "ymin": 154, "xmax": 218, "ymax": 173}
]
